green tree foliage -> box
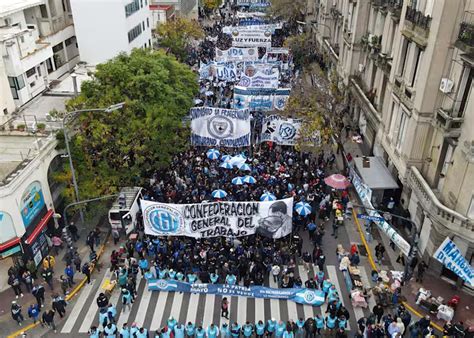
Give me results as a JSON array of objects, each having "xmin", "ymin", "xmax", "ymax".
[
  {"xmin": 284, "ymin": 33, "xmax": 317, "ymax": 69},
  {"xmin": 203, "ymin": 0, "xmax": 223, "ymax": 11},
  {"xmin": 64, "ymin": 49, "xmax": 198, "ymax": 199},
  {"xmin": 269, "ymin": 0, "xmax": 306, "ymax": 23},
  {"xmin": 157, "ymin": 18, "xmax": 204, "ymax": 62}
]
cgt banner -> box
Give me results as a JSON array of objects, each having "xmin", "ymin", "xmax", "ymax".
[
  {"xmin": 233, "ymin": 86, "xmax": 290, "ymax": 111},
  {"xmin": 215, "ymin": 47, "xmax": 259, "ymax": 62},
  {"xmin": 142, "ymin": 198, "xmax": 293, "ymax": 238},
  {"xmin": 238, "ymin": 70, "xmax": 279, "ymax": 88},
  {"xmin": 190, "ymin": 107, "xmax": 251, "ymax": 147},
  {"xmin": 260, "ymin": 115, "xmax": 302, "ymax": 145},
  {"xmin": 433, "ymin": 237, "xmax": 474, "ymax": 286},
  {"xmin": 231, "ymin": 31, "xmax": 272, "ymax": 47},
  {"xmin": 148, "ymin": 279, "xmax": 325, "ymax": 306}
]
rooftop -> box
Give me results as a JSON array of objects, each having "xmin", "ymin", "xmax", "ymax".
[
  {"xmin": 0, "ymin": 0, "xmax": 45, "ymax": 18},
  {"xmin": 0, "ymin": 135, "xmax": 53, "ymax": 184}
]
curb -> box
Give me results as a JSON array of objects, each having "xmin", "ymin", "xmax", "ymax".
[
  {"xmin": 7, "ymin": 233, "xmax": 110, "ymax": 338},
  {"xmin": 352, "ymin": 208, "xmax": 444, "ymax": 333}
]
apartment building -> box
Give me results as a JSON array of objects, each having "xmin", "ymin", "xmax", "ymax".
[
  {"xmin": 150, "ymin": 0, "xmax": 197, "ymax": 19},
  {"xmin": 312, "ymin": 0, "xmax": 474, "ymax": 289},
  {"xmin": 70, "ymin": 0, "xmax": 153, "ymax": 65},
  {"xmin": 0, "ymin": 0, "xmax": 79, "ymax": 111}
]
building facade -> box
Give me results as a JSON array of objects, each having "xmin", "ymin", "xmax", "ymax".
[
  {"xmin": 70, "ymin": 0, "xmax": 153, "ymax": 65},
  {"xmin": 312, "ymin": 0, "xmax": 474, "ymax": 290},
  {"xmin": 150, "ymin": 0, "xmax": 197, "ymax": 20},
  {"xmin": 0, "ymin": 0, "xmax": 80, "ymax": 111}
]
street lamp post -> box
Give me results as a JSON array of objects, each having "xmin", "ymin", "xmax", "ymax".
[
  {"xmin": 62, "ymin": 102, "xmax": 125, "ymax": 223},
  {"xmin": 352, "ymin": 203, "xmax": 421, "ymax": 282}
]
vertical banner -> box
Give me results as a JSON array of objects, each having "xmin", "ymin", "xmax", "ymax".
[
  {"xmin": 260, "ymin": 115, "xmax": 302, "ymax": 145},
  {"xmin": 433, "ymin": 237, "xmax": 474, "ymax": 286},
  {"xmin": 142, "ymin": 198, "xmax": 294, "ymax": 238},
  {"xmin": 233, "ymin": 86, "xmax": 290, "ymax": 111},
  {"xmin": 190, "ymin": 107, "xmax": 251, "ymax": 147}
]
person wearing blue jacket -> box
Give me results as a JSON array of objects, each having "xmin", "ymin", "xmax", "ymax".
[
  {"xmin": 337, "ymin": 315, "xmax": 347, "ymax": 330},
  {"xmin": 136, "ymin": 327, "xmax": 148, "ymax": 338},
  {"xmin": 230, "ymin": 322, "xmax": 241, "ymax": 338},
  {"xmin": 266, "ymin": 318, "xmax": 277, "ymax": 337},
  {"xmin": 107, "ymin": 303, "xmax": 117, "ymax": 323},
  {"xmin": 159, "ymin": 268, "xmax": 168, "ymax": 279},
  {"xmin": 295, "ymin": 318, "xmax": 305, "ymax": 338},
  {"xmin": 225, "ymin": 273, "xmax": 237, "ymax": 285},
  {"xmin": 175, "ymin": 323, "xmax": 185, "ymax": 338},
  {"xmin": 138, "ymin": 258, "xmax": 148, "ymax": 275},
  {"xmin": 207, "ymin": 323, "xmax": 220, "ymax": 338},
  {"xmin": 168, "ymin": 316, "xmax": 177, "ymax": 331},
  {"xmin": 130, "ymin": 323, "xmax": 140, "ymax": 337},
  {"xmin": 243, "ymin": 322, "xmax": 253, "ymax": 337},
  {"xmin": 275, "ymin": 321, "xmax": 286, "ymax": 338},
  {"xmin": 27, "ymin": 303, "xmax": 40, "ymax": 323},
  {"xmin": 210, "ymin": 272, "xmax": 219, "ymax": 284},
  {"xmin": 104, "ymin": 322, "xmax": 117, "ymax": 337},
  {"xmin": 99, "ymin": 308, "xmax": 109, "ymax": 327},
  {"xmin": 196, "ymin": 326, "xmax": 206, "ymax": 338},
  {"xmin": 187, "ymin": 273, "xmax": 198, "ymax": 283},
  {"xmin": 322, "ymin": 279, "xmax": 332, "ymax": 297},
  {"xmin": 176, "ymin": 271, "xmax": 185, "ymax": 281},
  {"xmin": 162, "ymin": 326, "xmax": 172, "ymax": 338},
  {"xmin": 315, "ymin": 315, "xmax": 324, "ymax": 335},
  {"xmin": 186, "ymin": 321, "xmax": 196, "ymax": 337},
  {"xmin": 221, "ymin": 323, "xmax": 231, "ymax": 338},
  {"xmin": 88, "ymin": 326, "xmax": 100, "ymax": 338},
  {"xmin": 282, "ymin": 323, "xmax": 294, "ymax": 338},
  {"xmin": 326, "ymin": 314, "xmax": 337, "ymax": 334},
  {"xmin": 120, "ymin": 323, "xmax": 130, "ymax": 338},
  {"xmin": 255, "ymin": 320, "xmax": 265, "ymax": 338},
  {"xmin": 168, "ymin": 269, "xmax": 177, "ymax": 280}
]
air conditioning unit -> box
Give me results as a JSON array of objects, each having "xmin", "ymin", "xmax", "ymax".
[
  {"xmin": 358, "ymin": 63, "xmax": 365, "ymax": 72},
  {"xmin": 439, "ymin": 78, "xmax": 454, "ymax": 93}
]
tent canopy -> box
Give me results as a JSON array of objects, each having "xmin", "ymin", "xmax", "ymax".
[{"xmin": 353, "ymin": 156, "xmax": 399, "ymax": 190}]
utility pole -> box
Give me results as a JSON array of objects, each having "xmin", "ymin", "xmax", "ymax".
[{"xmin": 63, "ymin": 194, "xmax": 119, "ymax": 230}]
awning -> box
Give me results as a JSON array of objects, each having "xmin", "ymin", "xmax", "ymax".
[
  {"xmin": 25, "ymin": 209, "xmax": 53, "ymax": 245},
  {"xmin": 353, "ymin": 156, "xmax": 399, "ymax": 190}
]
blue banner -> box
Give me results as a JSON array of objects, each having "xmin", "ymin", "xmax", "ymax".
[{"xmin": 148, "ymin": 279, "xmax": 325, "ymax": 306}]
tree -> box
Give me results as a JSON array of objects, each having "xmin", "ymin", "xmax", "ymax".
[
  {"xmin": 269, "ymin": 0, "xmax": 306, "ymax": 23},
  {"xmin": 284, "ymin": 32, "xmax": 317, "ymax": 70},
  {"xmin": 156, "ymin": 18, "xmax": 204, "ymax": 62},
  {"xmin": 203, "ymin": 0, "xmax": 222, "ymax": 12},
  {"xmin": 62, "ymin": 49, "xmax": 198, "ymax": 200}
]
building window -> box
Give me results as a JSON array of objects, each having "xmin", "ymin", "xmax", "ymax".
[
  {"xmin": 140, "ymin": 0, "xmax": 143, "ymax": 8},
  {"xmin": 52, "ymin": 43, "xmax": 64, "ymax": 53},
  {"xmin": 26, "ymin": 67, "xmax": 36, "ymax": 78},
  {"xmin": 46, "ymin": 58, "xmax": 54, "ymax": 74},
  {"xmin": 398, "ymin": 38, "xmax": 409, "ymax": 76},
  {"xmin": 147, "ymin": 18, "xmax": 149, "ymax": 28},
  {"xmin": 408, "ymin": 47, "xmax": 422, "ymax": 87},
  {"xmin": 8, "ymin": 75, "xmax": 25, "ymax": 99},
  {"xmin": 388, "ymin": 100, "xmax": 398, "ymax": 137},
  {"xmin": 128, "ymin": 24, "xmax": 143, "ymax": 43},
  {"xmin": 142, "ymin": 22, "xmax": 145, "ymax": 31},
  {"xmin": 455, "ymin": 67, "xmax": 473, "ymax": 117},
  {"xmin": 395, "ymin": 109, "xmax": 408, "ymax": 151},
  {"xmin": 125, "ymin": 0, "xmax": 140, "ymax": 17},
  {"xmin": 39, "ymin": 4, "xmax": 48, "ymax": 18}
]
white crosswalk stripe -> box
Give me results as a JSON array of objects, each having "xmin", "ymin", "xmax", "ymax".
[{"xmin": 60, "ymin": 264, "xmax": 364, "ymax": 334}]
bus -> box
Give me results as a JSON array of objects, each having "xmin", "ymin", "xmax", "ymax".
[{"xmin": 108, "ymin": 187, "xmax": 144, "ymax": 235}]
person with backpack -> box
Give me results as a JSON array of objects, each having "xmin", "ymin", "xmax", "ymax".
[{"xmin": 52, "ymin": 294, "xmax": 67, "ymax": 318}]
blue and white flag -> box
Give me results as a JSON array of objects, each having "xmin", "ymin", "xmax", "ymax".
[{"xmin": 434, "ymin": 237, "xmax": 474, "ymax": 286}]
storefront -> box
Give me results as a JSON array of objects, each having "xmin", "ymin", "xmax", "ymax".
[{"xmin": 22, "ymin": 209, "xmax": 54, "ymax": 266}]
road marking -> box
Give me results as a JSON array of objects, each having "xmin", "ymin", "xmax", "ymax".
[
  {"xmin": 150, "ymin": 291, "xmax": 169, "ymax": 331},
  {"xmin": 116, "ymin": 274, "xmax": 143, "ymax": 329},
  {"xmin": 297, "ymin": 265, "xmax": 315, "ymax": 319},
  {"xmin": 255, "ymin": 298, "xmax": 265, "ymax": 322},
  {"xmin": 79, "ymin": 270, "xmax": 112, "ymax": 332},
  {"xmin": 237, "ymin": 295, "xmax": 247, "ymax": 324},
  {"xmin": 326, "ymin": 265, "xmax": 351, "ymax": 330},
  {"xmin": 186, "ymin": 293, "xmax": 200, "ymax": 325},
  {"xmin": 359, "ymin": 265, "xmax": 376, "ymax": 310},
  {"xmin": 61, "ymin": 279, "xmax": 96, "ymax": 333},
  {"xmin": 134, "ymin": 285, "xmax": 154, "ymax": 327},
  {"xmin": 170, "ymin": 291, "xmax": 185, "ymax": 323}
]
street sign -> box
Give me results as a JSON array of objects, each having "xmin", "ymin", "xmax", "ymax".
[{"xmin": 357, "ymin": 213, "xmax": 385, "ymax": 223}]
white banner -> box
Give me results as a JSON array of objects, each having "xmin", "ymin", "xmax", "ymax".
[
  {"xmin": 434, "ymin": 237, "xmax": 474, "ymax": 286},
  {"xmin": 222, "ymin": 23, "xmax": 282, "ymax": 34},
  {"xmin": 190, "ymin": 107, "xmax": 251, "ymax": 147},
  {"xmin": 199, "ymin": 62, "xmax": 238, "ymax": 81},
  {"xmin": 215, "ymin": 47, "xmax": 259, "ymax": 62},
  {"xmin": 238, "ymin": 70, "xmax": 280, "ymax": 88},
  {"xmin": 260, "ymin": 115, "xmax": 302, "ymax": 145},
  {"xmin": 142, "ymin": 198, "xmax": 294, "ymax": 238},
  {"xmin": 231, "ymin": 31, "xmax": 272, "ymax": 47},
  {"xmin": 236, "ymin": 11, "xmax": 268, "ymax": 17},
  {"xmin": 233, "ymin": 86, "xmax": 290, "ymax": 111}
]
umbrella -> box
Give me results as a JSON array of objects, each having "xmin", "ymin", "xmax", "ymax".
[
  {"xmin": 238, "ymin": 163, "xmax": 251, "ymax": 171},
  {"xmin": 295, "ymin": 201, "xmax": 312, "ymax": 216},
  {"xmin": 212, "ymin": 189, "xmax": 227, "ymax": 198},
  {"xmin": 232, "ymin": 177, "xmax": 245, "ymax": 185},
  {"xmin": 221, "ymin": 154, "xmax": 232, "ymax": 162},
  {"xmin": 220, "ymin": 162, "xmax": 233, "ymax": 169},
  {"xmin": 205, "ymin": 90, "xmax": 214, "ymax": 96},
  {"xmin": 229, "ymin": 155, "xmax": 246, "ymax": 167},
  {"xmin": 193, "ymin": 98, "xmax": 203, "ymax": 105},
  {"xmin": 260, "ymin": 192, "xmax": 276, "ymax": 201},
  {"xmin": 206, "ymin": 149, "xmax": 220, "ymax": 160},
  {"xmin": 324, "ymin": 174, "xmax": 351, "ymax": 190},
  {"xmin": 243, "ymin": 175, "xmax": 256, "ymax": 184}
]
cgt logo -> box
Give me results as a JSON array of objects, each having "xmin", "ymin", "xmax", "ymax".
[
  {"xmin": 303, "ymin": 290, "xmax": 316, "ymax": 304},
  {"xmin": 278, "ymin": 122, "xmax": 297, "ymax": 140},
  {"xmin": 146, "ymin": 205, "xmax": 183, "ymax": 233}
]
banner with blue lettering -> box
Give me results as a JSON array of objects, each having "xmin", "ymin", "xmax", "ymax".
[
  {"xmin": 233, "ymin": 86, "xmax": 290, "ymax": 111},
  {"xmin": 190, "ymin": 107, "xmax": 251, "ymax": 147},
  {"xmin": 199, "ymin": 62, "xmax": 238, "ymax": 82},
  {"xmin": 142, "ymin": 198, "xmax": 293, "ymax": 238},
  {"xmin": 260, "ymin": 115, "xmax": 302, "ymax": 145},
  {"xmin": 148, "ymin": 279, "xmax": 325, "ymax": 306},
  {"xmin": 434, "ymin": 237, "xmax": 474, "ymax": 286}
]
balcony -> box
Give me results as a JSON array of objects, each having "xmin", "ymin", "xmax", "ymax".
[
  {"xmin": 403, "ymin": 6, "xmax": 431, "ymax": 45},
  {"xmin": 435, "ymin": 108, "xmax": 464, "ymax": 137},
  {"xmin": 455, "ymin": 11, "xmax": 474, "ymax": 55},
  {"xmin": 374, "ymin": 53, "xmax": 392, "ymax": 75},
  {"xmin": 405, "ymin": 7, "xmax": 431, "ymax": 30},
  {"xmin": 349, "ymin": 76, "xmax": 382, "ymax": 126},
  {"xmin": 408, "ymin": 166, "xmax": 474, "ymax": 237}
]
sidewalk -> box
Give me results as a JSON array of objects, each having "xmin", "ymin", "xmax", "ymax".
[
  {"xmin": 1, "ymin": 214, "xmax": 109, "ymax": 336},
  {"xmin": 338, "ymin": 136, "xmax": 474, "ymax": 331}
]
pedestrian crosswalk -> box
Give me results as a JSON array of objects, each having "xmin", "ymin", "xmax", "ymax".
[{"xmin": 58, "ymin": 264, "xmax": 376, "ymax": 334}]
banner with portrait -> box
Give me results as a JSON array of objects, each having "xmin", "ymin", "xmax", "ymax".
[
  {"xmin": 260, "ymin": 115, "xmax": 302, "ymax": 145},
  {"xmin": 233, "ymin": 86, "xmax": 290, "ymax": 111},
  {"xmin": 190, "ymin": 107, "xmax": 251, "ymax": 147},
  {"xmin": 231, "ymin": 31, "xmax": 272, "ymax": 47},
  {"xmin": 238, "ymin": 70, "xmax": 279, "ymax": 88},
  {"xmin": 148, "ymin": 279, "xmax": 325, "ymax": 306},
  {"xmin": 199, "ymin": 62, "xmax": 238, "ymax": 81},
  {"xmin": 142, "ymin": 198, "xmax": 293, "ymax": 239},
  {"xmin": 215, "ymin": 47, "xmax": 259, "ymax": 62}
]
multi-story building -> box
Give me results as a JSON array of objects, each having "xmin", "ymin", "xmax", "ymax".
[
  {"xmin": 0, "ymin": 0, "xmax": 79, "ymax": 110},
  {"xmin": 312, "ymin": 0, "xmax": 474, "ymax": 290},
  {"xmin": 70, "ymin": 0, "xmax": 153, "ymax": 65},
  {"xmin": 150, "ymin": 0, "xmax": 197, "ymax": 20}
]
